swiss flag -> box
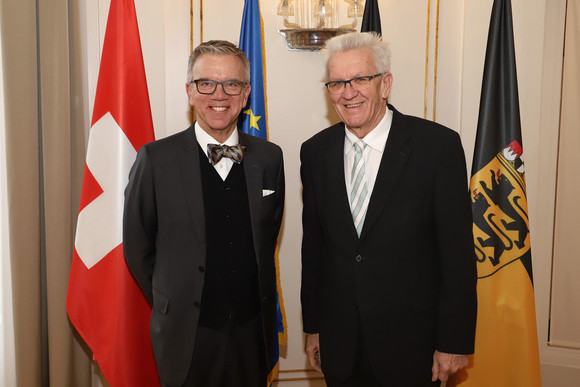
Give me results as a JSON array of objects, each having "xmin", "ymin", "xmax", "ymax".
[{"xmin": 66, "ymin": 0, "xmax": 159, "ymax": 385}]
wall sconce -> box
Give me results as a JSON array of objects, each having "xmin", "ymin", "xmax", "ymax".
[{"xmin": 278, "ymin": 0, "xmax": 363, "ymax": 51}]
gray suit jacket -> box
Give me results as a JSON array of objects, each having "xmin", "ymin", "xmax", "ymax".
[{"xmin": 123, "ymin": 125, "xmax": 284, "ymax": 386}]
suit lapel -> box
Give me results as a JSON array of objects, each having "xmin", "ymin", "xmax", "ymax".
[
  {"xmin": 180, "ymin": 126, "xmax": 207, "ymax": 247},
  {"xmin": 323, "ymin": 125, "xmax": 360, "ymax": 240},
  {"xmin": 359, "ymin": 108, "xmax": 411, "ymax": 240},
  {"xmin": 239, "ymin": 132, "xmax": 264, "ymax": 261}
]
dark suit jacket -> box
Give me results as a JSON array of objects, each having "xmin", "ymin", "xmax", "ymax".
[
  {"xmin": 300, "ymin": 105, "xmax": 477, "ymax": 386},
  {"xmin": 123, "ymin": 125, "xmax": 284, "ymax": 386}
]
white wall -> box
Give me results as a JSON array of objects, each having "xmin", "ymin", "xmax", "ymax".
[{"xmin": 83, "ymin": 0, "xmax": 579, "ymax": 385}]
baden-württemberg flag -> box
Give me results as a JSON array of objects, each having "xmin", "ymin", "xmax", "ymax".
[
  {"xmin": 448, "ymin": 1, "xmax": 541, "ymax": 385},
  {"xmin": 238, "ymin": 0, "xmax": 287, "ymax": 385},
  {"xmin": 360, "ymin": 0, "xmax": 382, "ymax": 35}
]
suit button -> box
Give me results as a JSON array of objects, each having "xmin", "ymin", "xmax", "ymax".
[
  {"xmin": 194, "ymin": 301, "xmax": 201, "ymax": 308},
  {"xmin": 198, "ymin": 266, "xmax": 205, "ymax": 272},
  {"xmin": 224, "ymin": 186, "xmax": 231, "ymax": 191},
  {"xmin": 352, "ymin": 304, "xmax": 358, "ymax": 310},
  {"xmin": 224, "ymin": 213, "xmax": 231, "ymax": 219},
  {"xmin": 355, "ymin": 255, "xmax": 363, "ymax": 262}
]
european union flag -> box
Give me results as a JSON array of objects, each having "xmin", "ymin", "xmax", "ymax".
[
  {"xmin": 239, "ymin": 0, "xmax": 268, "ymax": 140},
  {"xmin": 239, "ymin": 1, "xmax": 286, "ymax": 385}
]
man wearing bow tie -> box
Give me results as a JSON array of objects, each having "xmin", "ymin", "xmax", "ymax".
[{"xmin": 123, "ymin": 40, "xmax": 285, "ymax": 387}]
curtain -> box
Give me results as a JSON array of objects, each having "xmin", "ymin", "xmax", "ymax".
[
  {"xmin": 0, "ymin": 0, "xmax": 92, "ymax": 385},
  {"xmin": 0, "ymin": 18, "xmax": 17, "ymax": 386}
]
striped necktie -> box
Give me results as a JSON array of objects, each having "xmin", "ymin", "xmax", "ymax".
[{"xmin": 350, "ymin": 140, "xmax": 369, "ymax": 236}]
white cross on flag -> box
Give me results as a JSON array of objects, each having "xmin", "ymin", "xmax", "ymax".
[{"xmin": 66, "ymin": 0, "xmax": 158, "ymax": 385}]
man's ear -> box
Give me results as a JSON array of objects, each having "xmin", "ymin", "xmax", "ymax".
[
  {"xmin": 186, "ymin": 82, "xmax": 195, "ymax": 105},
  {"xmin": 243, "ymin": 84, "xmax": 252, "ymax": 106},
  {"xmin": 382, "ymin": 72, "xmax": 393, "ymax": 100}
]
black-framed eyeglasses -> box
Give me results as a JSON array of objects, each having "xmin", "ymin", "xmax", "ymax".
[
  {"xmin": 324, "ymin": 73, "xmax": 384, "ymax": 94},
  {"xmin": 191, "ymin": 79, "xmax": 247, "ymax": 96}
]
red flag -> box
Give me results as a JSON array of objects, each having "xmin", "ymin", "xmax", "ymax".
[{"xmin": 66, "ymin": 0, "xmax": 158, "ymax": 385}]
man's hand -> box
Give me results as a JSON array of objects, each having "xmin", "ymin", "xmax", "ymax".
[
  {"xmin": 431, "ymin": 351, "xmax": 468, "ymax": 382},
  {"xmin": 305, "ymin": 333, "xmax": 322, "ymax": 372}
]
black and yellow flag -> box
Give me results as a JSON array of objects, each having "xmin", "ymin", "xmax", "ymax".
[
  {"xmin": 448, "ymin": 1, "xmax": 541, "ymax": 386},
  {"xmin": 360, "ymin": 0, "xmax": 382, "ymax": 35}
]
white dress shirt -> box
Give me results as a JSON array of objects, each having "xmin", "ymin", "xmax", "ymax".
[
  {"xmin": 195, "ymin": 122, "xmax": 240, "ymax": 181},
  {"xmin": 344, "ymin": 109, "xmax": 393, "ymax": 209}
]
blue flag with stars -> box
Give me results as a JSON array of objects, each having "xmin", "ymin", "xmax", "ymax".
[
  {"xmin": 239, "ymin": 0, "xmax": 268, "ymax": 140},
  {"xmin": 239, "ymin": 1, "xmax": 286, "ymax": 385}
]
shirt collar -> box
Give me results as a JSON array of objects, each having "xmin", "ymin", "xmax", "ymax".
[
  {"xmin": 195, "ymin": 122, "xmax": 240, "ymax": 158},
  {"xmin": 344, "ymin": 108, "xmax": 393, "ymax": 155}
]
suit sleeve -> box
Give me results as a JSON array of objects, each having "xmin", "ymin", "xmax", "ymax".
[
  {"xmin": 300, "ymin": 142, "xmax": 324, "ymax": 334},
  {"xmin": 274, "ymin": 147, "xmax": 285, "ymax": 238},
  {"xmin": 432, "ymin": 131, "xmax": 478, "ymax": 354},
  {"xmin": 123, "ymin": 146, "xmax": 157, "ymax": 306}
]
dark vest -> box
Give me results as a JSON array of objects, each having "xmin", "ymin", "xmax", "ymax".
[{"xmin": 198, "ymin": 147, "xmax": 260, "ymax": 329}]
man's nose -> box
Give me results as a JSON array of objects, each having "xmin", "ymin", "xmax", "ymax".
[
  {"xmin": 213, "ymin": 83, "xmax": 227, "ymax": 98},
  {"xmin": 342, "ymin": 81, "xmax": 358, "ymax": 98}
]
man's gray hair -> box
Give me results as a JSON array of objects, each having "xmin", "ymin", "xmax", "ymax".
[
  {"xmin": 323, "ymin": 32, "xmax": 391, "ymax": 77},
  {"xmin": 186, "ymin": 40, "xmax": 251, "ymax": 83}
]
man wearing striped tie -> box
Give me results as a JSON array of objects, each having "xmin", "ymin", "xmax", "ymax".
[{"xmin": 300, "ymin": 32, "xmax": 477, "ymax": 387}]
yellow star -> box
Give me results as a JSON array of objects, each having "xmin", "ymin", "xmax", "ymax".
[{"xmin": 243, "ymin": 108, "xmax": 262, "ymax": 131}]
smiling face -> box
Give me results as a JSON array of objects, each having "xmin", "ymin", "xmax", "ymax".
[
  {"xmin": 327, "ymin": 47, "xmax": 392, "ymax": 138},
  {"xmin": 186, "ymin": 54, "xmax": 251, "ymax": 143}
]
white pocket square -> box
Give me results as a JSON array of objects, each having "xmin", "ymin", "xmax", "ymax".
[{"xmin": 262, "ymin": 189, "xmax": 275, "ymax": 197}]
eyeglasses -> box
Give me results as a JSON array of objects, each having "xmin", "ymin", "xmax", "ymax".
[
  {"xmin": 324, "ymin": 73, "xmax": 384, "ymax": 94},
  {"xmin": 191, "ymin": 79, "xmax": 247, "ymax": 96}
]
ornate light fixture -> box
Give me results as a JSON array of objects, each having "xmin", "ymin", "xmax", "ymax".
[{"xmin": 278, "ymin": 0, "xmax": 363, "ymax": 51}]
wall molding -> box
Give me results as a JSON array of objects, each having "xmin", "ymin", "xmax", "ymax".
[
  {"xmin": 424, "ymin": 0, "xmax": 440, "ymax": 120},
  {"xmin": 536, "ymin": 0, "xmax": 580, "ymax": 376},
  {"xmin": 274, "ymin": 369, "xmax": 325, "ymax": 382}
]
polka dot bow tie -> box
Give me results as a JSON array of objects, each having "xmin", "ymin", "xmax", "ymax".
[{"xmin": 207, "ymin": 143, "xmax": 246, "ymax": 165}]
